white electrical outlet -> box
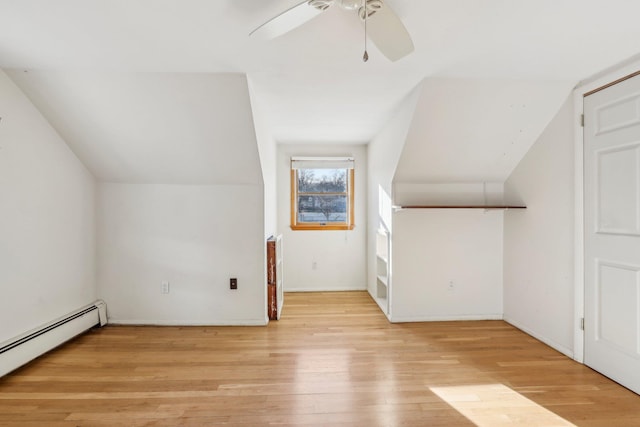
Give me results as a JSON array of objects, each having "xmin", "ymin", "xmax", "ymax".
[{"xmin": 162, "ymin": 281, "xmax": 170, "ymax": 294}]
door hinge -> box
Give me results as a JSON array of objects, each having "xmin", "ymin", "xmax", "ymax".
[
  {"xmin": 580, "ymin": 114, "xmax": 584, "ymax": 127},
  {"xmin": 580, "ymin": 317, "xmax": 585, "ymax": 331}
]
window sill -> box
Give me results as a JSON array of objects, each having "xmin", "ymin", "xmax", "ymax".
[{"xmin": 291, "ymin": 224, "xmax": 355, "ymax": 231}]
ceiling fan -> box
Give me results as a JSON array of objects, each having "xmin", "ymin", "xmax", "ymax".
[{"xmin": 250, "ymin": 0, "xmax": 414, "ymax": 62}]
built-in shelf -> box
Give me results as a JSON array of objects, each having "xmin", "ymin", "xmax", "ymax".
[
  {"xmin": 376, "ymin": 274, "xmax": 388, "ymax": 287},
  {"xmin": 375, "ymin": 225, "xmax": 390, "ymax": 315},
  {"xmin": 393, "ymin": 205, "xmax": 526, "ymax": 210}
]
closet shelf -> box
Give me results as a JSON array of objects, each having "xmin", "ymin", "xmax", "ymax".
[{"xmin": 376, "ymin": 275, "xmax": 388, "ymax": 287}]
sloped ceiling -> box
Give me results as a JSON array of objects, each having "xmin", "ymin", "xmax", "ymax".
[
  {"xmin": 2, "ymin": 0, "xmax": 640, "ymax": 183},
  {"xmin": 7, "ymin": 71, "xmax": 263, "ymax": 185},
  {"xmin": 394, "ymin": 78, "xmax": 574, "ymax": 183}
]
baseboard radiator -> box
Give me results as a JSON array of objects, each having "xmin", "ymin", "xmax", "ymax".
[{"xmin": 0, "ymin": 300, "xmax": 107, "ymax": 377}]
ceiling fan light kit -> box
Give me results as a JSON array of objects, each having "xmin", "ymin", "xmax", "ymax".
[
  {"xmin": 338, "ymin": 0, "xmax": 361, "ymax": 11},
  {"xmin": 251, "ymin": 0, "xmax": 414, "ymax": 62}
]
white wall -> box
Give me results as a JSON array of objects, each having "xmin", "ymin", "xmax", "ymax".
[
  {"xmin": 97, "ymin": 183, "xmax": 265, "ymax": 325},
  {"xmin": 248, "ymin": 78, "xmax": 276, "ymax": 323},
  {"xmin": 0, "ymin": 70, "xmax": 96, "ymax": 343},
  {"xmin": 277, "ymin": 144, "xmax": 367, "ymax": 291},
  {"xmin": 391, "ymin": 210, "xmax": 504, "ymax": 322},
  {"xmin": 367, "ymin": 87, "xmax": 420, "ymax": 304},
  {"xmin": 388, "ymin": 79, "xmax": 513, "ymax": 322},
  {"xmin": 71, "ymin": 72, "xmax": 270, "ymax": 326},
  {"xmin": 248, "ymin": 77, "xmax": 278, "ymax": 239},
  {"xmin": 503, "ymin": 95, "xmax": 574, "ymax": 357}
]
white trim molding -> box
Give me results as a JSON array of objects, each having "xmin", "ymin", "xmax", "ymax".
[
  {"xmin": 572, "ymin": 55, "xmax": 640, "ymax": 364},
  {"xmin": 504, "ymin": 316, "xmax": 574, "ymax": 360},
  {"xmin": 109, "ymin": 319, "xmax": 268, "ymax": 326},
  {"xmin": 390, "ymin": 314, "xmax": 503, "ymax": 323}
]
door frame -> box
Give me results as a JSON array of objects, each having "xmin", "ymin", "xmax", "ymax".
[{"xmin": 572, "ymin": 53, "xmax": 640, "ymax": 363}]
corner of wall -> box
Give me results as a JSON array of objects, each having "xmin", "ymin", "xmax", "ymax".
[
  {"xmin": 0, "ymin": 69, "xmax": 97, "ymax": 342},
  {"xmin": 502, "ymin": 94, "xmax": 575, "ymax": 355}
]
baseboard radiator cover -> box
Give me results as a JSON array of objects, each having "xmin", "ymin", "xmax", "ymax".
[{"xmin": 0, "ymin": 300, "xmax": 107, "ymax": 378}]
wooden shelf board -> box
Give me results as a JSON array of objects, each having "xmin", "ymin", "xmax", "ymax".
[{"xmin": 393, "ymin": 205, "xmax": 526, "ymax": 210}]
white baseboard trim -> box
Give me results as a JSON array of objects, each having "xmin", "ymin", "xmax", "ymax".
[
  {"xmin": 503, "ymin": 316, "xmax": 574, "ymax": 359},
  {"xmin": 390, "ymin": 313, "xmax": 503, "ymax": 323},
  {"xmin": 367, "ymin": 291, "xmax": 391, "ymax": 321},
  {"xmin": 109, "ymin": 319, "xmax": 268, "ymax": 326},
  {"xmin": 285, "ymin": 286, "xmax": 367, "ymax": 292}
]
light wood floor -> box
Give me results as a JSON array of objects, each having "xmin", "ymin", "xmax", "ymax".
[{"xmin": 1, "ymin": 291, "xmax": 640, "ymax": 426}]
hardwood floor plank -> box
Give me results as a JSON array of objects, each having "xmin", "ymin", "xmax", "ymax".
[{"xmin": 0, "ymin": 291, "xmax": 639, "ymax": 426}]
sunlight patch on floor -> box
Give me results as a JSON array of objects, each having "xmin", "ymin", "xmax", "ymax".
[{"xmin": 430, "ymin": 384, "xmax": 576, "ymax": 427}]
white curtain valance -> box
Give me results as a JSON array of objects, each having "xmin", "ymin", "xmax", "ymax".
[{"xmin": 291, "ymin": 157, "xmax": 354, "ymax": 170}]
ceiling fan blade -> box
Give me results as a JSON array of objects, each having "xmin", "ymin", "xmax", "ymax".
[
  {"xmin": 250, "ymin": 1, "xmax": 328, "ymax": 39},
  {"xmin": 364, "ymin": 2, "xmax": 414, "ymax": 62}
]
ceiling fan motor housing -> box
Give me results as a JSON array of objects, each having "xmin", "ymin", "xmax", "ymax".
[
  {"xmin": 252, "ymin": 0, "xmax": 413, "ymax": 62},
  {"xmin": 359, "ymin": 0, "xmax": 383, "ymax": 19},
  {"xmin": 308, "ymin": 0, "xmax": 333, "ymax": 11},
  {"xmin": 308, "ymin": 0, "xmax": 383, "ymax": 15}
]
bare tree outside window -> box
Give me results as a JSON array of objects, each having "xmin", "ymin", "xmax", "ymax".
[
  {"xmin": 291, "ymin": 158, "xmax": 354, "ymax": 231},
  {"xmin": 296, "ymin": 169, "xmax": 349, "ymax": 224}
]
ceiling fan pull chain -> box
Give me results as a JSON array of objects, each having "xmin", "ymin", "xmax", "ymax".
[{"xmin": 363, "ymin": 0, "xmax": 369, "ymax": 62}]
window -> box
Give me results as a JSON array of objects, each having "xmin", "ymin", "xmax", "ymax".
[{"xmin": 290, "ymin": 157, "xmax": 355, "ymax": 230}]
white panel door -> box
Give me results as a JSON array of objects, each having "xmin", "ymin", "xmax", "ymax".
[{"xmin": 584, "ymin": 74, "xmax": 640, "ymax": 395}]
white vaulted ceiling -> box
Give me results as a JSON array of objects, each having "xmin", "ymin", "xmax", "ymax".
[
  {"xmin": 6, "ymin": 71, "xmax": 263, "ymax": 184},
  {"xmin": 2, "ymin": 0, "xmax": 640, "ymax": 183}
]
